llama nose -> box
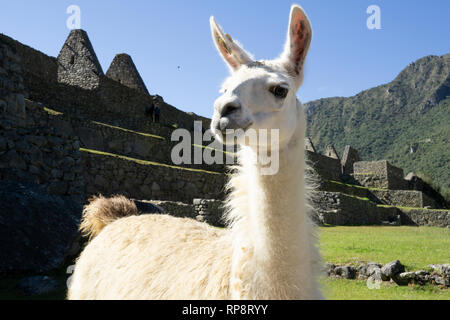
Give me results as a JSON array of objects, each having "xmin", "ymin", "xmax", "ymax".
[{"xmin": 219, "ymin": 102, "xmax": 241, "ymax": 118}]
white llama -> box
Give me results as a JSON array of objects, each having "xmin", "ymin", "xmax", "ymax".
[{"xmin": 67, "ymin": 4, "xmax": 323, "ymax": 300}]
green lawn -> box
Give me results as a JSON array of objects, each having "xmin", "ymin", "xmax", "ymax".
[
  {"xmin": 319, "ymin": 226, "xmax": 450, "ymax": 270},
  {"xmin": 319, "ymin": 226, "xmax": 450, "ymax": 300},
  {"xmin": 322, "ymin": 278, "xmax": 449, "ymax": 300}
]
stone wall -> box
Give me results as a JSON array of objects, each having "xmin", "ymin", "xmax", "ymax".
[
  {"xmin": 370, "ymin": 189, "xmax": 437, "ymax": 208},
  {"xmin": 312, "ymin": 191, "xmax": 399, "ymax": 226},
  {"xmin": 81, "ymin": 150, "xmax": 226, "ymax": 203},
  {"xmin": 134, "ymin": 199, "xmax": 227, "ymax": 228},
  {"xmin": 398, "ymin": 208, "xmax": 450, "ymax": 228},
  {"xmin": 1, "ymin": 102, "xmax": 84, "ymax": 203},
  {"xmin": 405, "ymin": 173, "xmax": 448, "ymax": 209},
  {"xmin": 0, "ymin": 38, "xmax": 26, "ymax": 122},
  {"xmin": 146, "ymin": 200, "xmax": 195, "ymax": 218},
  {"xmin": 306, "ymin": 150, "xmax": 342, "ymax": 181},
  {"xmin": 68, "ymin": 117, "xmax": 226, "ymax": 173},
  {"xmin": 0, "ymin": 40, "xmax": 84, "ymax": 203},
  {"xmin": 311, "ymin": 190, "xmax": 449, "ymax": 227}
]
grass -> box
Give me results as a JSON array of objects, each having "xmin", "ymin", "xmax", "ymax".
[
  {"xmin": 343, "ymin": 194, "xmax": 371, "ymax": 201},
  {"xmin": 327, "ymin": 179, "xmax": 388, "ymax": 192},
  {"xmin": 91, "ymin": 121, "xmax": 165, "ymax": 140},
  {"xmin": 80, "ymin": 148, "xmax": 224, "ymax": 175},
  {"xmin": 322, "ymin": 278, "xmax": 449, "ymax": 300},
  {"xmin": 377, "ymin": 204, "xmax": 450, "ymax": 213},
  {"xmin": 320, "ymin": 226, "xmax": 450, "ymax": 300},
  {"xmin": 319, "ymin": 226, "xmax": 450, "ymax": 270},
  {"xmin": 43, "ymin": 107, "xmax": 63, "ymax": 116}
]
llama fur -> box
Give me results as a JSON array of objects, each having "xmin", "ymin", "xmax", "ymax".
[{"xmin": 67, "ymin": 4, "xmax": 323, "ymax": 300}]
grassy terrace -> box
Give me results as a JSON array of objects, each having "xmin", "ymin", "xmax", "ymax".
[
  {"xmin": 42, "ymin": 105, "xmax": 235, "ymax": 157},
  {"xmin": 80, "ymin": 148, "xmax": 224, "ymax": 175},
  {"xmin": 92, "ymin": 124, "xmax": 235, "ymax": 157}
]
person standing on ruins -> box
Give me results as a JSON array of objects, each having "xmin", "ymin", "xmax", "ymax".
[
  {"xmin": 145, "ymin": 101, "xmax": 155, "ymax": 122},
  {"xmin": 154, "ymin": 102, "xmax": 161, "ymax": 123}
]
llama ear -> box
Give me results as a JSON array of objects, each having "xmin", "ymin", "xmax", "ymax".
[
  {"xmin": 281, "ymin": 5, "xmax": 312, "ymax": 80},
  {"xmin": 210, "ymin": 16, "xmax": 253, "ymax": 72}
]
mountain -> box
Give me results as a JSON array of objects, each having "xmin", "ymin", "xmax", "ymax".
[{"xmin": 305, "ymin": 54, "xmax": 450, "ymax": 189}]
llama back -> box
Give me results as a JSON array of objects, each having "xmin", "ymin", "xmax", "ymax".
[{"xmin": 68, "ymin": 213, "xmax": 233, "ymax": 299}]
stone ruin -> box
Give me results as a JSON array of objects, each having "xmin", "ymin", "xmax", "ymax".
[
  {"xmin": 0, "ymin": 29, "xmax": 223, "ymax": 274},
  {"xmin": 0, "ymin": 29, "xmax": 449, "ymax": 275},
  {"xmin": 303, "ymin": 139, "xmax": 449, "ymax": 227},
  {"xmin": 106, "ymin": 53, "xmax": 150, "ymax": 95},
  {"xmin": 57, "ymin": 29, "xmax": 103, "ymax": 90}
]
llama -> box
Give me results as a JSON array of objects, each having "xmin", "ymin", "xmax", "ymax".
[{"xmin": 67, "ymin": 4, "xmax": 323, "ymax": 300}]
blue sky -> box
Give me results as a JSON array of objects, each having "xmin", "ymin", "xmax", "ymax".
[{"xmin": 1, "ymin": 1, "xmax": 449, "ymax": 118}]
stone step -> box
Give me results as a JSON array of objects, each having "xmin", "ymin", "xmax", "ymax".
[
  {"xmin": 38, "ymin": 104, "xmax": 231, "ymax": 173},
  {"xmin": 80, "ymin": 148, "xmax": 226, "ymax": 203},
  {"xmin": 320, "ymin": 180, "xmax": 439, "ymax": 209},
  {"xmin": 132, "ymin": 199, "xmax": 225, "ymax": 227},
  {"xmin": 311, "ymin": 191, "xmax": 399, "ymax": 226}
]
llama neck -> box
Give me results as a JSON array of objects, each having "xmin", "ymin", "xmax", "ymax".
[{"xmin": 228, "ymin": 123, "xmax": 314, "ymax": 299}]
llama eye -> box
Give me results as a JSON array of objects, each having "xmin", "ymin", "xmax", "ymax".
[{"xmin": 270, "ymin": 85, "xmax": 288, "ymax": 98}]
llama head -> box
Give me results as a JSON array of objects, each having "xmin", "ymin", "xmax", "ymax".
[{"xmin": 210, "ymin": 5, "xmax": 312, "ymax": 150}]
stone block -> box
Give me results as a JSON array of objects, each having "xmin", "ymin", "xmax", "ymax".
[
  {"xmin": 353, "ymin": 160, "xmax": 408, "ymax": 190},
  {"xmin": 306, "ymin": 150, "xmax": 342, "ymax": 181},
  {"xmin": 371, "ymin": 189, "xmax": 438, "ymax": 208}
]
